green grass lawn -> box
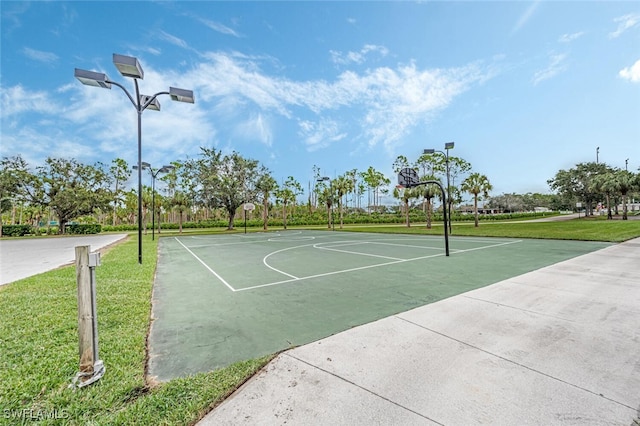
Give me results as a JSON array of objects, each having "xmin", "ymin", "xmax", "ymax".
[
  {"xmin": 0, "ymin": 234, "xmax": 271, "ymax": 426},
  {"xmin": 1, "ymin": 219, "xmax": 639, "ymax": 425},
  {"xmin": 340, "ymin": 218, "xmax": 640, "ymax": 242}
]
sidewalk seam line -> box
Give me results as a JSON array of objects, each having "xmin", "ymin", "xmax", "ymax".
[
  {"xmin": 283, "ymin": 352, "xmax": 444, "ymax": 425},
  {"xmin": 395, "ymin": 315, "xmax": 635, "ymax": 411}
]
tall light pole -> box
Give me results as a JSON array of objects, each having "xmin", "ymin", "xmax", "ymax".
[
  {"xmin": 133, "ymin": 163, "xmax": 174, "ymax": 241},
  {"xmin": 625, "ymin": 158, "xmax": 629, "ymax": 171},
  {"xmin": 596, "ymin": 146, "xmax": 600, "ymax": 163},
  {"xmin": 424, "ymin": 141, "xmax": 455, "ymax": 234},
  {"xmin": 75, "ymin": 54, "xmax": 194, "ymax": 264}
]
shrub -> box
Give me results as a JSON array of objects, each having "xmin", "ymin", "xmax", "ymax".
[
  {"xmin": 67, "ymin": 224, "xmax": 102, "ymax": 234},
  {"xmin": 1, "ymin": 225, "xmax": 33, "ymax": 237}
]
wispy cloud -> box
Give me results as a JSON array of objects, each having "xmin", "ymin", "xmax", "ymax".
[
  {"xmin": 23, "ymin": 47, "xmax": 59, "ymax": 64},
  {"xmin": 298, "ymin": 118, "xmax": 347, "ymax": 151},
  {"xmin": 532, "ymin": 53, "xmax": 567, "ymax": 85},
  {"xmin": 609, "ymin": 13, "xmax": 640, "ymax": 39},
  {"xmin": 559, "ymin": 32, "xmax": 584, "ymax": 43},
  {"xmin": 330, "ymin": 44, "xmax": 389, "ymax": 66},
  {"xmin": 197, "ymin": 17, "xmax": 242, "ymax": 37},
  {"xmin": 158, "ymin": 30, "xmax": 190, "ymax": 49},
  {"xmin": 187, "ymin": 52, "xmax": 489, "ymax": 152},
  {"xmin": 619, "ymin": 59, "xmax": 640, "ymax": 83},
  {"xmin": 511, "ymin": 1, "xmax": 540, "ymax": 35}
]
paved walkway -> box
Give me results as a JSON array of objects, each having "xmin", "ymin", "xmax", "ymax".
[
  {"xmin": 199, "ymin": 238, "xmax": 640, "ymax": 425},
  {"xmin": 0, "ymin": 234, "xmax": 128, "ymax": 286}
]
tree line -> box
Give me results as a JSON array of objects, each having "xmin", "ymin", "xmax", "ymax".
[{"xmin": 2, "ymin": 150, "xmax": 639, "ymax": 236}]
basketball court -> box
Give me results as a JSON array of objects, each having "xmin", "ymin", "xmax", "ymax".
[{"xmin": 147, "ymin": 230, "xmax": 611, "ymax": 381}]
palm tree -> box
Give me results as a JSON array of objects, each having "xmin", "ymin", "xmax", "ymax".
[
  {"xmin": 590, "ymin": 172, "xmax": 617, "ymax": 219},
  {"xmin": 333, "ymin": 175, "xmax": 353, "ymax": 229},
  {"xmin": 615, "ymin": 170, "xmax": 635, "ymax": 220},
  {"xmin": 416, "ymin": 176, "xmax": 440, "ymax": 229},
  {"xmin": 256, "ymin": 173, "xmax": 277, "ymax": 231},
  {"xmin": 171, "ymin": 191, "xmax": 190, "ymax": 234},
  {"xmin": 461, "ymin": 173, "xmax": 493, "ymax": 227},
  {"xmin": 393, "ymin": 185, "xmax": 417, "ymax": 227}
]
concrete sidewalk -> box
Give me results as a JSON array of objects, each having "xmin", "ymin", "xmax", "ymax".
[
  {"xmin": 0, "ymin": 234, "xmax": 128, "ymax": 286},
  {"xmin": 199, "ymin": 238, "xmax": 640, "ymax": 425}
]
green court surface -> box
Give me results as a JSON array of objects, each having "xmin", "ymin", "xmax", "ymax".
[{"xmin": 148, "ymin": 230, "xmax": 611, "ymax": 381}]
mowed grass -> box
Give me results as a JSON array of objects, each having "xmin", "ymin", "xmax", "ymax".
[
  {"xmin": 0, "ymin": 234, "xmax": 270, "ymax": 426},
  {"xmin": 1, "ymin": 218, "xmax": 639, "ymax": 425},
  {"xmin": 340, "ymin": 219, "xmax": 640, "ymax": 242}
]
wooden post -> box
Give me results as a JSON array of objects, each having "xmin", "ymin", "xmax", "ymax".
[{"xmin": 75, "ymin": 245, "xmax": 94, "ymax": 377}]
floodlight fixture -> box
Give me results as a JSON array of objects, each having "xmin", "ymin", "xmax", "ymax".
[
  {"xmin": 113, "ymin": 54, "xmax": 144, "ymax": 79},
  {"xmin": 74, "ymin": 69, "xmax": 111, "ymax": 89},
  {"xmin": 140, "ymin": 95, "xmax": 161, "ymax": 111},
  {"xmin": 159, "ymin": 165, "xmax": 174, "ymax": 173},
  {"xmin": 75, "ymin": 54, "xmax": 194, "ymax": 264},
  {"xmin": 445, "ymin": 141, "xmax": 455, "ymax": 150},
  {"xmin": 423, "ymin": 149, "xmax": 435, "ymax": 154},
  {"xmin": 169, "ymin": 87, "xmax": 195, "ymax": 103}
]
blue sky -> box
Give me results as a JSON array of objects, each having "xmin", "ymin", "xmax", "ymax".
[{"xmin": 1, "ymin": 1, "xmax": 639, "ymax": 203}]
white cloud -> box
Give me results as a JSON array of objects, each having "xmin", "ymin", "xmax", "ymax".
[
  {"xmin": 235, "ymin": 113, "xmax": 273, "ymax": 146},
  {"xmin": 197, "ymin": 17, "xmax": 242, "ymax": 37},
  {"xmin": 532, "ymin": 53, "xmax": 567, "ymax": 85},
  {"xmin": 330, "ymin": 44, "xmax": 389, "ymax": 66},
  {"xmin": 298, "ymin": 119, "xmax": 347, "ymax": 151},
  {"xmin": 158, "ymin": 30, "xmax": 190, "ymax": 49},
  {"xmin": 609, "ymin": 13, "xmax": 640, "ymax": 39},
  {"xmin": 619, "ymin": 59, "xmax": 640, "ymax": 83},
  {"xmin": 23, "ymin": 47, "xmax": 59, "ymax": 64},
  {"xmin": 511, "ymin": 1, "xmax": 540, "ymax": 35},
  {"xmin": 1, "ymin": 85, "xmax": 60, "ymax": 117},
  {"xmin": 559, "ymin": 32, "xmax": 584, "ymax": 43}
]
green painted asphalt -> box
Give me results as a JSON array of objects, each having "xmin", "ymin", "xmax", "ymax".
[{"xmin": 147, "ymin": 230, "xmax": 611, "ymax": 381}]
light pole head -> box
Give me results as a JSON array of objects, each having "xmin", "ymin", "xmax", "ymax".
[
  {"xmin": 159, "ymin": 165, "xmax": 174, "ymax": 173},
  {"xmin": 140, "ymin": 95, "xmax": 161, "ymax": 111},
  {"xmin": 113, "ymin": 54, "xmax": 144, "ymax": 79},
  {"xmin": 169, "ymin": 87, "xmax": 195, "ymax": 103},
  {"xmin": 445, "ymin": 142, "xmax": 455, "ymax": 150},
  {"xmin": 74, "ymin": 69, "xmax": 112, "ymax": 89},
  {"xmin": 423, "ymin": 149, "xmax": 435, "ymax": 154}
]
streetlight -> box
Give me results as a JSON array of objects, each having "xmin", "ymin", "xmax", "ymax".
[
  {"xmin": 133, "ymin": 163, "xmax": 174, "ymax": 240},
  {"xmin": 75, "ymin": 54, "xmax": 194, "ymax": 264},
  {"xmin": 424, "ymin": 141, "xmax": 455, "ymax": 233},
  {"xmin": 317, "ymin": 176, "xmax": 334, "ymax": 230},
  {"xmin": 596, "ymin": 146, "xmax": 600, "ymax": 164},
  {"xmin": 626, "ymin": 158, "xmax": 629, "ymax": 171}
]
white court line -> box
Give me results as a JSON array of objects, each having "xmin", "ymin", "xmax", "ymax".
[
  {"xmin": 262, "ymin": 246, "xmax": 302, "ymax": 279},
  {"xmin": 237, "ymin": 238, "xmax": 522, "ymax": 292},
  {"xmin": 314, "ymin": 244, "xmax": 405, "ymax": 261},
  {"xmin": 174, "ymin": 237, "xmax": 236, "ymax": 292}
]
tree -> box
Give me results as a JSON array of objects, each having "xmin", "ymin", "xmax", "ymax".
[
  {"xmin": 360, "ymin": 166, "xmax": 389, "ymax": 213},
  {"xmin": 0, "ymin": 155, "xmax": 31, "ymax": 237},
  {"xmin": 192, "ymin": 148, "xmax": 262, "ymax": 230},
  {"xmin": 548, "ymin": 162, "xmax": 611, "ymax": 216},
  {"xmin": 615, "ymin": 170, "xmax": 635, "ymax": 220},
  {"xmin": 171, "ymin": 191, "xmax": 190, "ymax": 233},
  {"xmin": 23, "ymin": 158, "xmax": 111, "ymax": 234},
  {"xmin": 316, "ymin": 180, "xmax": 334, "ymax": 229},
  {"xmin": 333, "ymin": 174, "xmax": 354, "ymax": 229},
  {"xmin": 256, "ymin": 171, "xmax": 277, "ymax": 230},
  {"xmin": 275, "ymin": 176, "xmax": 303, "ymax": 230},
  {"xmin": 109, "ymin": 158, "xmax": 130, "ymax": 226},
  {"xmin": 393, "ymin": 185, "xmax": 417, "ymax": 227},
  {"xmin": 415, "ymin": 175, "xmax": 440, "ymax": 229},
  {"xmin": 461, "ymin": 173, "xmax": 493, "ymax": 227},
  {"xmin": 590, "ymin": 172, "xmax": 617, "ymax": 219}
]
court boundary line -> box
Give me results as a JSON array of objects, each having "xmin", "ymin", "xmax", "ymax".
[
  {"xmin": 173, "ymin": 234, "xmax": 522, "ymax": 293},
  {"xmin": 237, "ymin": 239, "xmax": 522, "ymax": 292},
  {"xmin": 174, "ymin": 237, "xmax": 237, "ymax": 292}
]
